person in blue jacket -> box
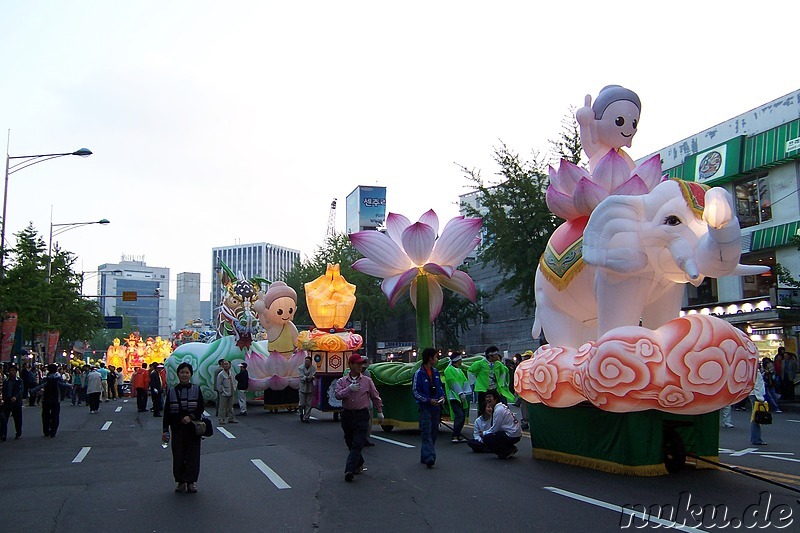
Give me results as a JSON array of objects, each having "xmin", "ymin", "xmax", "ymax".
[{"xmin": 412, "ymin": 348, "xmax": 445, "ymax": 468}]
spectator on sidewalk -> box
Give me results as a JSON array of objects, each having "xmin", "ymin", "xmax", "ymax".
[
  {"xmin": 750, "ymin": 366, "xmax": 769, "ymax": 445},
  {"xmin": 1, "ymin": 365, "xmax": 24, "ymax": 441}
]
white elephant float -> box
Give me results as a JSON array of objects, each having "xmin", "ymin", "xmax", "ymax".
[{"xmin": 520, "ymin": 178, "xmax": 767, "ymax": 413}]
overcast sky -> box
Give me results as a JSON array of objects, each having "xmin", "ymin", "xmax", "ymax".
[{"xmin": 1, "ymin": 1, "xmax": 797, "ymax": 300}]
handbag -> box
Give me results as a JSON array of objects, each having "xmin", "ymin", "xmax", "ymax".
[
  {"xmin": 752, "ymin": 402, "xmax": 772, "ymax": 425},
  {"xmin": 192, "ymin": 417, "xmax": 214, "ymax": 437}
]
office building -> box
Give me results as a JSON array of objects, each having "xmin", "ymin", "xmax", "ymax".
[
  {"xmin": 176, "ymin": 272, "xmax": 201, "ymax": 329},
  {"xmin": 346, "ymin": 185, "xmax": 387, "ymax": 234},
  {"xmin": 97, "ymin": 258, "xmax": 170, "ymax": 338}
]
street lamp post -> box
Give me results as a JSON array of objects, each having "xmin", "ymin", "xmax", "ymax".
[
  {"xmin": 2, "ymin": 130, "xmax": 92, "ymax": 276},
  {"xmin": 47, "ymin": 218, "xmax": 111, "ymax": 283}
]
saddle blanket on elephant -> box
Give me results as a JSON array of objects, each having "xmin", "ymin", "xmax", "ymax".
[{"xmin": 540, "ymin": 216, "xmax": 588, "ymax": 291}]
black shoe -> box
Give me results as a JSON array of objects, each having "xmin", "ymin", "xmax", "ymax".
[
  {"xmin": 345, "ymin": 472, "xmax": 354, "ymax": 482},
  {"xmin": 14, "ymin": 435, "xmax": 21, "ymax": 440},
  {"xmin": 153, "ymin": 414, "xmax": 162, "ymax": 417},
  {"xmin": 364, "ymin": 441, "xmax": 375, "ymax": 447},
  {"xmin": 239, "ymin": 412, "xmax": 247, "ymax": 416},
  {"xmin": 425, "ymin": 461, "xmax": 435, "ymax": 469}
]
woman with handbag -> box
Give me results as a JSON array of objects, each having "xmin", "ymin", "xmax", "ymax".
[
  {"xmin": 750, "ymin": 365, "xmax": 769, "ymax": 446},
  {"xmin": 163, "ymin": 362, "xmax": 206, "ymax": 493}
]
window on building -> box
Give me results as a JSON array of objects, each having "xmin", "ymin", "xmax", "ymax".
[
  {"xmin": 687, "ymin": 277, "xmax": 718, "ymax": 306},
  {"xmin": 735, "ymin": 173, "xmax": 771, "ymax": 229},
  {"xmin": 740, "ymin": 250, "xmax": 776, "ymax": 298}
]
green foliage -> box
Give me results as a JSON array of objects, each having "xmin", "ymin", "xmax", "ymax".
[
  {"xmin": 549, "ymin": 106, "xmax": 584, "ymax": 165},
  {"xmin": 87, "ymin": 315, "xmax": 137, "ymax": 354},
  {"xmin": 460, "ymin": 143, "xmax": 559, "ymax": 312},
  {"xmin": 434, "ymin": 280, "xmax": 487, "ymax": 351},
  {"xmin": 774, "ymin": 235, "xmax": 800, "ymax": 288},
  {"xmin": 1, "ymin": 223, "xmax": 104, "ymax": 354}
]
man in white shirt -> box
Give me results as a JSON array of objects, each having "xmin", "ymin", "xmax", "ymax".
[{"xmin": 478, "ymin": 389, "xmax": 522, "ymax": 459}]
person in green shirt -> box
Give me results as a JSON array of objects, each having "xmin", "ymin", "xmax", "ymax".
[
  {"xmin": 468, "ymin": 346, "xmax": 514, "ymax": 407},
  {"xmin": 443, "ymin": 352, "xmax": 471, "ymax": 443}
]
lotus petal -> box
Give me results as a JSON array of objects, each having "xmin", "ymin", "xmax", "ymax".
[
  {"xmin": 611, "ymin": 175, "xmax": 649, "ymax": 196},
  {"xmin": 418, "ymin": 209, "xmax": 439, "ymax": 237},
  {"xmin": 410, "ymin": 275, "xmax": 444, "ymax": 322},
  {"xmin": 423, "ymin": 262, "xmax": 453, "ymax": 278},
  {"xmin": 401, "ymin": 222, "xmax": 437, "ymax": 265},
  {"xmin": 574, "ymin": 177, "xmax": 610, "ymax": 214},
  {"xmin": 350, "ymin": 231, "xmax": 413, "ymax": 272},
  {"xmin": 593, "ymin": 149, "xmax": 631, "ymax": 192},
  {"xmin": 429, "ymin": 217, "xmax": 482, "ymax": 266},
  {"xmin": 382, "ymin": 268, "xmax": 418, "ymax": 306},
  {"xmin": 546, "ymin": 185, "xmax": 584, "ymax": 220},
  {"xmin": 386, "ymin": 213, "xmax": 412, "ymax": 249},
  {"xmin": 437, "ymin": 269, "xmax": 477, "ymax": 301},
  {"xmin": 352, "ymin": 257, "xmax": 400, "ymax": 278},
  {"xmin": 632, "ymin": 154, "xmax": 663, "ymax": 192},
  {"xmin": 553, "ymin": 158, "xmax": 587, "ymax": 194}
]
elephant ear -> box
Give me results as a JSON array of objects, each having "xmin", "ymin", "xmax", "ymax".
[{"xmin": 583, "ymin": 195, "xmax": 649, "ymax": 274}]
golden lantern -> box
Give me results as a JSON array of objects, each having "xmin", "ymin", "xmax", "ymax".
[{"xmin": 304, "ymin": 263, "xmax": 356, "ymax": 329}]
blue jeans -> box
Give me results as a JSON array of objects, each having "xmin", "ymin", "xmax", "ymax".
[
  {"xmin": 418, "ymin": 403, "xmax": 440, "ymax": 466},
  {"xmin": 449, "ymin": 399, "xmax": 465, "ymax": 438},
  {"xmin": 750, "ymin": 421, "xmax": 763, "ymax": 444}
]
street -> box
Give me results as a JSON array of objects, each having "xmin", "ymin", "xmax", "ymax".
[{"xmin": 1, "ymin": 399, "xmax": 799, "ymax": 532}]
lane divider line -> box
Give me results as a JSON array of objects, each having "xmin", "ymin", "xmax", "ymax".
[
  {"xmin": 72, "ymin": 447, "xmax": 91, "ymax": 463},
  {"xmin": 251, "ymin": 459, "xmax": 291, "ymax": 489},
  {"xmin": 371, "ymin": 435, "xmax": 415, "ymax": 448},
  {"xmin": 101, "ymin": 421, "xmax": 112, "ymax": 431},
  {"xmin": 217, "ymin": 426, "xmax": 236, "ymax": 439},
  {"xmin": 543, "ymin": 486, "xmax": 706, "ymax": 533},
  {"xmin": 115, "ymin": 407, "xmax": 122, "ymax": 412}
]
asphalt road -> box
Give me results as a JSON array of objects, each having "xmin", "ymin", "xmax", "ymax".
[{"xmin": 1, "ymin": 400, "xmax": 799, "ymax": 532}]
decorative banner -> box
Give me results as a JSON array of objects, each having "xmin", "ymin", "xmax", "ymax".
[
  {"xmin": 1, "ymin": 313, "xmax": 18, "ymax": 361},
  {"xmin": 47, "ymin": 330, "xmax": 60, "ymax": 360}
]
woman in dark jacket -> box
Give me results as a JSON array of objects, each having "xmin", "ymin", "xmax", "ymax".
[{"xmin": 162, "ymin": 362, "xmax": 205, "ymax": 493}]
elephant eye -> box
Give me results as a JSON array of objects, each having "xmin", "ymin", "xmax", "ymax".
[
  {"xmin": 664, "ymin": 215, "xmax": 682, "ymax": 226},
  {"xmin": 615, "ymin": 116, "xmax": 625, "ymax": 127}
]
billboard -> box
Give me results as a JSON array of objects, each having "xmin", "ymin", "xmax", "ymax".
[{"xmin": 346, "ymin": 186, "xmax": 386, "ymax": 233}]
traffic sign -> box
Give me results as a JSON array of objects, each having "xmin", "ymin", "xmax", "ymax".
[
  {"xmin": 122, "ymin": 291, "xmax": 137, "ymax": 302},
  {"xmin": 104, "ymin": 316, "xmax": 123, "ymax": 329}
]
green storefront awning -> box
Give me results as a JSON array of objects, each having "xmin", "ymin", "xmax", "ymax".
[{"xmin": 750, "ymin": 221, "xmax": 800, "ymax": 251}]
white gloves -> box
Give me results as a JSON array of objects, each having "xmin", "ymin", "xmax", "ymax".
[
  {"xmin": 348, "ymin": 382, "xmax": 361, "ymax": 392},
  {"xmin": 377, "ymin": 412, "xmax": 385, "ymax": 423}
]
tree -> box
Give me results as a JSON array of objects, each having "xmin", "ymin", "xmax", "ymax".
[
  {"xmin": 434, "ymin": 278, "xmax": 488, "ymax": 351},
  {"xmin": 460, "ymin": 143, "xmax": 559, "ymax": 312},
  {"xmin": 775, "ymin": 235, "xmax": 800, "ymax": 288},
  {"xmin": 549, "ymin": 107, "xmax": 584, "ymax": 165},
  {"xmin": 87, "ymin": 315, "xmax": 137, "ymax": 354}
]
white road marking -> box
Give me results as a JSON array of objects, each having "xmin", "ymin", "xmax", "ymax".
[
  {"xmin": 787, "ymin": 419, "xmax": 800, "ymax": 423},
  {"xmin": 251, "ymin": 459, "xmax": 291, "ymax": 489},
  {"xmin": 101, "ymin": 421, "xmax": 112, "ymax": 431},
  {"xmin": 123, "ymin": 399, "xmax": 128, "ymax": 403},
  {"xmin": 217, "ymin": 426, "xmax": 236, "ymax": 439},
  {"xmin": 544, "ymin": 486, "xmax": 707, "ymax": 533},
  {"xmin": 72, "ymin": 447, "xmax": 91, "ymax": 463},
  {"xmin": 761, "ymin": 455, "xmax": 800, "ymax": 463},
  {"xmin": 309, "ymin": 416, "xmax": 319, "ymax": 420},
  {"xmin": 115, "ymin": 407, "xmax": 122, "ymax": 412},
  {"xmin": 203, "ymin": 411, "xmax": 210, "ymax": 417},
  {"xmin": 729, "ymin": 447, "xmax": 758, "ymax": 457},
  {"xmin": 371, "ymin": 435, "xmax": 415, "ymax": 448}
]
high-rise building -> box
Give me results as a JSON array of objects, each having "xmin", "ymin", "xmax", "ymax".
[
  {"xmin": 97, "ymin": 258, "xmax": 170, "ymax": 338},
  {"xmin": 346, "ymin": 185, "xmax": 386, "ymax": 234},
  {"xmin": 210, "ymin": 243, "xmax": 300, "ymax": 327},
  {"xmin": 176, "ymin": 272, "xmax": 201, "ymax": 329}
]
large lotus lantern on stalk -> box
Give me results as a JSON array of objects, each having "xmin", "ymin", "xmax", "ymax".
[{"xmin": 349, "ymin": 210, "xmax": 482, "ymax": 350}]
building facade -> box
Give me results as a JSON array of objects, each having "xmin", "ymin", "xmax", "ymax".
[
  {"xmin": 97, "ymin": 258, "xmax": 170, "ymax": 338},
  {"xmin": 345, "ymin": 185, "xmax": 387, "ymax": 234},
  {"xmin": 210, "ymin": 243, "xmax": 300, "ymax": 328},
  {"xmin": 176, "ymin": 272, "xmax": 201, "ymax": 330},
  {"xmin": 640, "ymin": 89, "xmax": 800, "ymax": 356}
]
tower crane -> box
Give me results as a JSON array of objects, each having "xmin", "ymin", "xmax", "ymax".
[{"xmin": 326, "ymin": 198, "xmax": 337, "ymax": 239}]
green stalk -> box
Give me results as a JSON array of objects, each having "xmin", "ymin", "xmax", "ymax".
[{"xmin": 415, "ymin": 274, "xmax": 433, "ymax": 351}]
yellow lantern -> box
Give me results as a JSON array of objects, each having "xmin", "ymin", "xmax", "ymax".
[{"xmin": 304, "ymin": 263, "xmax": 356, "ymax": 329}]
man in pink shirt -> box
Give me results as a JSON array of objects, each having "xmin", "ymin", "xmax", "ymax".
[{"xmin": 335, "ymin": 353, "xmax": 384, "ymax": 482}]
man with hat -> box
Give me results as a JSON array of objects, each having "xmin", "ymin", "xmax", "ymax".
[
  {"xmin": 468, "ymin": 346, "xmax": 514, "ymax": 410},
  {"xmin": 297, "ymin": 354, "xmax": 316, "ymax": 423},
  {"xmin": 235, "ymin": 362, "xmax": 250, "ymax": 416},
  {"xmin": 334, "ymin": 353, "xmax": 384, "ymax": 482},
  {"xmin": 444, "ymin": 352, "xmax": 470, "ymax": 443}
]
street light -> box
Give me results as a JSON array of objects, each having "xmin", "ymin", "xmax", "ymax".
[
  {"xmin": 2, "ymin": 130, "xmax": 92, "ymax": 276},
  {"xmin": 47, "ymin": 218, "xmax": 111, "ymax": 283}
]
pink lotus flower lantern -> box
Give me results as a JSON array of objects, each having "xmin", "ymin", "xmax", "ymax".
[
  {"xmin": 546, "ymin": 150, "xmax": 664, "ymax": 220},
  {"xmin": 349, "ymin": 209, "xmax": 482, "ymax": 350}
]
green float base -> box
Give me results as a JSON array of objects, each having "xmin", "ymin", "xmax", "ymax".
[
  {"xmin": 528, "ymin": 403, "xmax": 720, "ymax": 476},
  {"xmin": 372, "ymin": 382, "xmax": 452, "ymax": 430}
]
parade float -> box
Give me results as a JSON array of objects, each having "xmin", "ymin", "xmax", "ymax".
[
  {"xmin": 296, "ymin": 263, "xmax": 363, "ymax": 419},
  {"xmin": 349, "ymin": 210, "xmax": 483, "ymax": 430},
  {"xmin": 106, "ymin": 332, "xmax": 172, "ymax": 379},
  {"xmin": 513, "ymin": 86, "xmax": 766, "ymax": 474}
]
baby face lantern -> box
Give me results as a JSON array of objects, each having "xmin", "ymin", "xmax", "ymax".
[
  {"xmin": 592, "ymin": 85, "xmax": 641, "ymax": 150},
  {"xmin": 254, "ymin": 281, "xmax": 298, "ymax": 341}
]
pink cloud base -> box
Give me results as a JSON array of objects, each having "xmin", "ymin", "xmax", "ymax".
[{"xmin": 514, "ymin": 314, "xmax": 758, "ymax": 415}]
